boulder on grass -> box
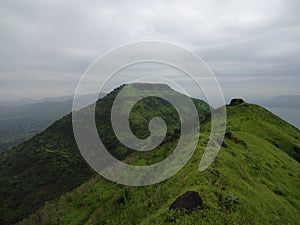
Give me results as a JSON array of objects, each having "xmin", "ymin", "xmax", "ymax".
[
  {"xmin": 294, "ymin": 146, "xmax": 300, "ymax": 154},
  {"xmin": 169, "ymin": 191, "xmax": 202, "ymax": 211}
]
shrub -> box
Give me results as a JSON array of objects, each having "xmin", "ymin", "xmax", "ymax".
[{"xmin": 223, "ymin": 194, "xmax": 240, "ymax": 210}]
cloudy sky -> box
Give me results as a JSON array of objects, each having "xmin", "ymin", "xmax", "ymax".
[{"xmin": 0, "ymin": 0, "xmax": 299, "ymax": 101}]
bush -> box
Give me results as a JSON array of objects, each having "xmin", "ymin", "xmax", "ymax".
[{"xmin": 223, "ymin": 194, "xmax": 240, "ymax": 210}]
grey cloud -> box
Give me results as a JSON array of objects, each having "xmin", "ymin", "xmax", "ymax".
[{"xmin": 0, "ymin": 0, "xmax": 299, "ymax": 100}]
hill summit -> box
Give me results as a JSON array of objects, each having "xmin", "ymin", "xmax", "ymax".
[
  {"xmin": 0, "ymin": 83, "xmax": 209, "ymax": 224},
  {"xmin": 0, "ymin": 84, "xmax": 299, "ymax": 225}
]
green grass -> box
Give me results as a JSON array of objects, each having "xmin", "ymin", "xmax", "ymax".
[
  {"xmin": 0, "ymin": 83, "xmax": 210, "ymax": 224},
  {"xmin": 17, "ymin": 102, "xmax": 300, "ymax": 225}
]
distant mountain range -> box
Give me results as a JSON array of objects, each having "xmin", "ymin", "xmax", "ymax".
[
  {"xmin": 259, "ymin": 95, "xmax": 300, "ymax": 108},
  {"xmin": 0, "ymin": 93, "xmax": 107, "ymax": 107},
  {"xmin": 0, "ymin": 95, "xmax": 74, "ymax": 107},
  {"xmin": 0, "ymin": 93, "xmax": 105, "ymax": 152}
]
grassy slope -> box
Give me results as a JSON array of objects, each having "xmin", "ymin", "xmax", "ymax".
[
  {"xmin": 18, "ymin": 102, "xmax": 300, "ymax": 225},
  {"xmin": 0, "ymin": 84, "xmax": 209, "ymax": 225},
  {"xmin": 0, "ymin": 114, "xmax": 93, "ymax": 225}
]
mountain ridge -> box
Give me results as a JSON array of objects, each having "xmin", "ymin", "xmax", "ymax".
[
  {"xmin": 0, "ymin": 84, "xmax": 299, "ymax": 224},
  {"xmin": 0, "ymin": 84, "xmax": 210, "ymax": 224},
  {"xmin": 17, "ymin": 100, "xmax": 300, "ymax": 225}
]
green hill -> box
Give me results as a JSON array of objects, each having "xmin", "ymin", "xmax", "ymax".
[
  {"xmin": 0, "ymin": 84, "xmax": 209, "ymax": 224},
  {"xmin": 16, "ymin": 99, "xmax": 300, "ymax": 225}
]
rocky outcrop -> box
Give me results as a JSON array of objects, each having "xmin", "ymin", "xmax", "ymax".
[{"xmin": 230, "ymin": 98, "xmax": 244, "ymax": 106}]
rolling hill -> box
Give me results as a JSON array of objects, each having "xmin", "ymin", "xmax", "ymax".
[
  {"xmin": 260, "ymin": 95, "xmax": 300, "ymax": 109},
  {"xmin": 16, "ymin": 98, "xmax": 300, "ymax": 225},
  {"xmin": 0, "ymin": 84, "xmax": 300, "ymax": 224},
  {"xmin": 0, "ymin": 84, "xmax": 209, "ymax": 224}
]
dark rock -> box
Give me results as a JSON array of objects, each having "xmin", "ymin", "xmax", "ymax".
[
  {"xmin": 170, "ymin": 191, "xmax": 203, "ymax": 211},
  {"xmin": 294, "ymin": 146, "xmax": 300, "ymax": 154},
  {"xmin": 230, "ymin": 98, "xmax": 244, "ymax": 106},
  {"xmin": 224, "ymin": 131, "xmax": 247, "ymax": 147},
  {"xmin": 225, "ymin": 131, "xmax": 233, "ymax": 139}
]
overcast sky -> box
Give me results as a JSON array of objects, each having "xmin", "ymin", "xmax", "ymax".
[{"xmin": 0, "ymin": 0, "xmax": 299, "ymax": 101}]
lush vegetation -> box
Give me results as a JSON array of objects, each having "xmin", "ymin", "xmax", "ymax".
[
  {"xmin": 0, "ymin": 84, "xmax": 209, "ymax": 224},
  {"xmin": 1, "ymin": 84, "xmax": 300, "ymax": 224},
  {"xmin": 16, "ymin": 99, "xmax": 300, "ymax": 225}
]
